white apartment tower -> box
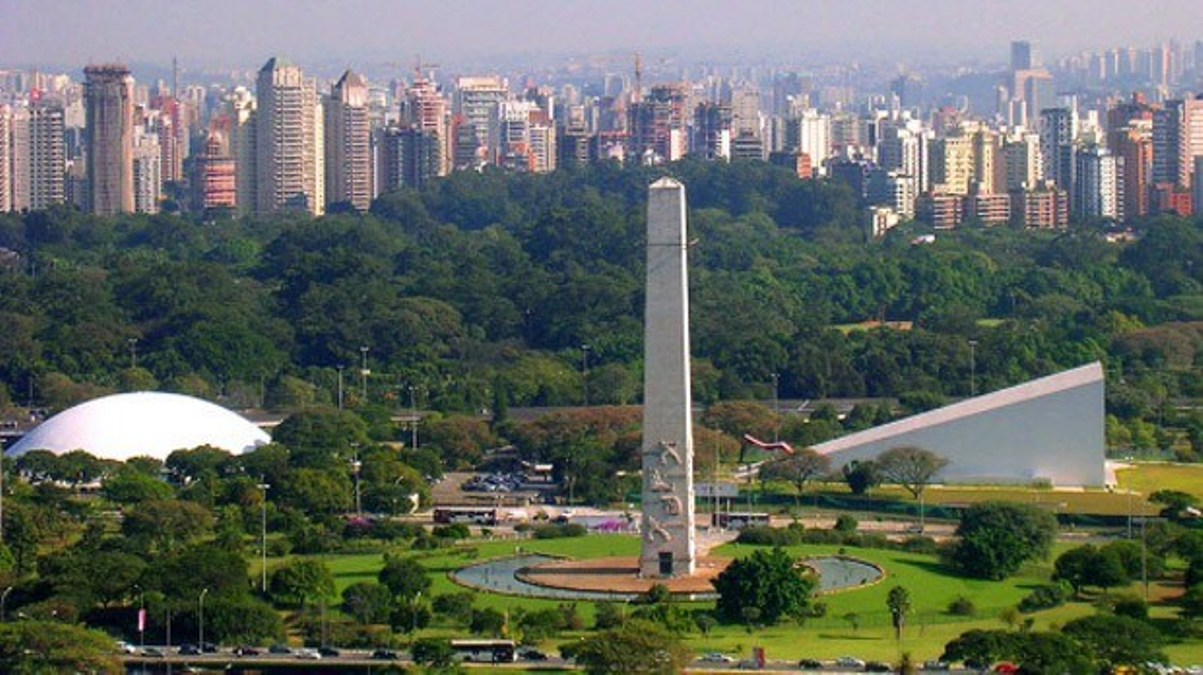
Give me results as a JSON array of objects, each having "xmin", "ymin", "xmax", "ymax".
[
  {"xmin": 1039, "ymin": 107, "xmax": 1077, "ymax": 189},
  {"xmin": 132, "ymin": 131, "xmax": 161, "ymax": 214},
  {"xmin": 1073, "ymin": 145, "xmax": 1120, "ymax": 221},
  {"xmin": 227, "ymin": 87, "xmax": 256, "ymax": 214},
  {"xmin": 1002, "ymin": 132, "xmax": 1043, "ymax": 191},
  {"xmin": 255, "ymin": 57, "xmax": 322, "ymax": 215},
  {"xmin": 0, "ymin": 106, "xmax": 9, "ymax": 212},
  {"xmin": 325, "ymin": 70, "xmax": 372, "ymax": 211},
  {"xmin": 454, "ymin": 76, "xmax": 508, "ymax": 168}
]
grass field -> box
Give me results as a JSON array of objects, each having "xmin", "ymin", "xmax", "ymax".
[
  {"xmin": 258, "ymin": 467, "xmax": 1203, "ymax": 665},
  {"xmin": 1116, "ymin": 462, "xmax": 1203, "ymax": 502},
  {"xmin": 298, "ymin": 533, "xmax": 1203, "ymax": 665}
]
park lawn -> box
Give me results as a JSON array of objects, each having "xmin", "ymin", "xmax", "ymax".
[
  {"xmin": 284, "ymin": 534, "xmax": 1203, "ymax": 665},
  {"xmin": 1117, "ymin": 462, "xmax": 1203, "ymax": 502}
]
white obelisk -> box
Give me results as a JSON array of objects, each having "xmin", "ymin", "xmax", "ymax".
[{"xmin": 640, "ymin": 177, "xmax": 696, "ymax": 578}]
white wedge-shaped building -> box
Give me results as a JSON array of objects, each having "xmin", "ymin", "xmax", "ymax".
[{"xmin": 814, "ymin": 361, "xmax": 1107, "ymax": 486}]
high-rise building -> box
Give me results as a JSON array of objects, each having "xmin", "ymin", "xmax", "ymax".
[
  {"xmin": 876, "ymin": 116, "xmax": 929, "ymax": 193},
  {"xmin": 84, "ymin": 64, "xmax": 135, "ymax": 214},
  {"xmin": 378, "ymin": 126, "xmax": 441, "ymax": 191},
  {"xmin": 929, "ymin": 134, "xmax": 975, "ymax": 195},
  {"xmin": 132, "ymin": 131, "xmax": 161, "ymax": 214},
  {"xmin": 0, "ymin": 106, "xmax": 9, "ymax": 212},
  {"xmin": 1073, "ymin": 145, "xmax": 1120, "ymax": 221},
  {"xmin": 629, "ymin": 84, "xmax": 689, "ymax": 164},
  {"xmin": 324, "ymin": 70, "xmax": 372, "ymax": 211},
  {"xmin": 1194, "ymin": 157, "xmax": 1203, "ymax": 216},
  {"xmin": 9, "ymin": 101, "xmax": 66, "ymax": 211},
  {"xmin": 255, "ymin": 57, "xmax": 322, "ymax": 215},
  {"xmin": 1039, "ymin": 107, "xmax": 1077, "ymax": 189},
  {"xmin": 400, "ymin": 76, "xmax": 448, "ymax": 176},
  {"xmin": 1011, "ymin": 41, "xmax": 1037, "ymax": 71},
  {"xmin": 226, "ymin": 87, "xmax": 256, "ymax": 214},
  {"xmin": 454, "ymin": 76, "xmax": 508, "ymax": 168},
  {"xmin": 1001, "ymin": 131, "xmax": 1043, "ymax": 191},
  {"xmin": 192, "ymin": 129, "xmax": 236, "ymax": 212},
  {"xmin": 1153, "ymin": 100, "xmax": 1189, "ymax": 188},
  {"xmin": 691, "ymin": 102, "xmax": 731, "ymax": 160},
  {"xmin": 1114, "ymin": 125, "xmax": 1152, "ymax": 220}
]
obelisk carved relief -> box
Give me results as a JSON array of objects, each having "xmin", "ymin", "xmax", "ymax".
[{"xmin": 640, "ymin": 178, "xmax": 696, "ymax": 577}]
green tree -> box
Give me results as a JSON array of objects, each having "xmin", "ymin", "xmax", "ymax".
[
  {"xmin": 759, "ymin": 449, "xmax": 831, "ymax": 507},
  {"xmin": 573, "ymin": 619, "xmax": 692, "ymax": 675},
  {"xmin": 1061, "ymin": 614, "xmax": 1166, "ymax": 671},
  {"xmin": 432, "ymin": 592, "xmax": 475, "ymax": 625},
  {"xmin": 1180, "ymin": 584, "xmax": 1203, "ymax": 619},
  {"xmin": 121, "ymin": 499, "xmax": 214, "ymax": 552},
  {"xmin": 341, "ymin": 582, "xmax": 393, "ymax": 624},
  {"xmin": 1053, "ymin": 544, "xmax": 1128, "ymax": 596},
  {"xmin": 712, "ymin": 547, "xmax": 816, "ymax": 624},
  {"xmin": 842, "ymin": 460, "xmax": 881, "ymax": 495},
  {"xmin": 949, "ymin": 502, "xmax": 1057, "ymax": 580},
  {"xmin": 101, "ymin": 466, "xmax": 174, "ymax": 504},
  {"xmin": 378, "ymin": 554, "xmax": 431, "ymax": 600},
  {"xmin": 269, "ymin": 558, "xmax": 335, "ymax": 609},
  {"xmin": 470, "ymin": 607, "xmax": 507, "ymax": 636},
  {"xmin": 278, "ymin": 467, "xmax": 352, "ymax": 516},
  {"xmin": 876, "ymin": 446, "xmax": 949, "ymax": 527},
  {"xmin": 887, "ymin": 585, "xmax": 911, "ymax": 642},
  {"xmin": 941, "ymin": 629, "xmax": 1015, "ymax": 669},
  {"xmin": 0, "ymin": 620, "xmax": 122, "ymax": 674},
  {"xmin": 1149, "ymin": 489, "xmax": 1199, "ymax": 520},
  {"xmin": 199, "ymin": 596, "xmax": 284, "ymax": 645},
  {"xmin": 411, "ymin": 637, "xmax": 455, "ymax": 667}
]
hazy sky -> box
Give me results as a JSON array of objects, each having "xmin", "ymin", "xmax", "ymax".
[{"xmin": 2, "ymin": 0, "xmax": 1201, "ymax": 69}]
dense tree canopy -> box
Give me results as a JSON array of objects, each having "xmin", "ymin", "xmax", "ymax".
[
  {"xmin": 948, "ymin": 501, "xmax": 1058, "ymax": 580},
  {"xmin": 2, "ymin": 160, "xmax": 1200, "ymax": 466},
  {"xmin": 712, "ymin": 547, "xmax": 816, "ymax": 624}
]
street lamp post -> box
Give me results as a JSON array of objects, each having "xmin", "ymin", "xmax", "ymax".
[
  {"xmin": 133, "ymin": 584, "xmax": 145, "ymax": 653},
  {"xmin": 350, "ymin": 456, "xmax": 363, "ymax": 517},
  {"xmin": 336, "ymin": 365, "xmax": 345, "ymax": 410},
  {"xmin": 408, "ymin": 385, "xmax": 419, "ymax": 450},
  {"xmin": 257, "ymin": 482, "xmax": 270, "ymax": 592},
  {"xmin": 1, "ymin": 586, "xmax": 12, "ymax": 622},
  {"xmin": 128, "ymin": 337, "xmax": 138, "ymax": 369},
  {"xmin": 770, "ymin": 372, "xmax": 780, "ymax": 442},
  {"xmin": 969, "ymin": 340, "xmax": 978, "ymax": 397},
  {"xmin": 580, "ymin": 344, "xmax": 591, "ymax": 407},
  {"xmin": 198, "ymin": 588, "xmax": 209, "ymax": 648},
  {"xmin": 411, "ymin": 591, "xmax": 422, "ymax": 634},
  {"xmin": 360, "ymin": 346, "xmax": 370, "ymax": 402}
]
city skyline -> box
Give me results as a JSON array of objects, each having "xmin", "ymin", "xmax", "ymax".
[{"xmin": 3, "ymin": 0, "xmax": 1203, "ymax": 69}]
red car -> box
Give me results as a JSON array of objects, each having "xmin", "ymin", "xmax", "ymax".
[{"xmin": 994, "ymin": 663, "xmax": 1019, "ymax": 674}]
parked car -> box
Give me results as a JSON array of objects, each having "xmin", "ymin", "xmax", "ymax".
[
  {"xmin": 923, "ymin": 661, "xmax": 950, "ymax": 671},
  {"xmin": 371, "ymin": 649, "xmax": 400, "ymax": 660},
  {"xmin": 200, "ymin": 642, "xmax": 219, "ymax": 653},
  {"xmin": 177, "ymin": 644, "xmax": 201, "ymax": 656},
  {"xmin": 865, "ymin": 662, "xmax": 892, "ymax": 672},
  {"xmin": 701, "ymin": 652, "xmax": 737, "ymax": 663},
  {"xmin": 317, "ymin": 646, "xmax": 341, "ymax": 657},
  {"xmin": 799, "ymin": 658, "xmax": 824, "ymax": 669},
  {"xmin": 115, "ymin": 641, "xmax": 137, "ymax": 655},
  {"xmin": 836, "ymin": 656, "xmax": 867, "ymax": 668},
  {"xmin": 268, "ymin": 644, "xmax": 292, "ymax": 655},
  {"xmin": 234, "ymin": 645, "xmax": 261, "ymax": 656},
  {"xmin": 519, "ymin": 648, "xmax": 549, "ymax": 661},
  {"xmin": 142, "ymin": 647, "xmax": 165, "ymax": 658},
  {"xmin": 296, "ymin": 648, "xmax": 321, "ymax": 660}
]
